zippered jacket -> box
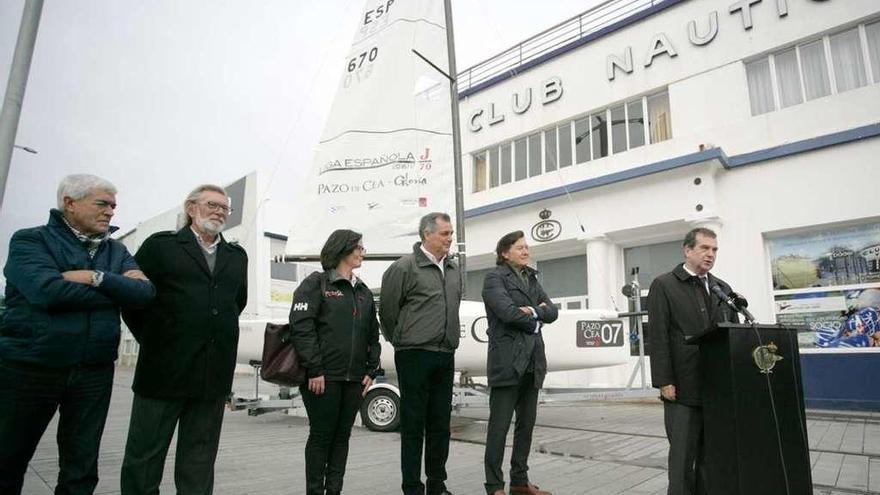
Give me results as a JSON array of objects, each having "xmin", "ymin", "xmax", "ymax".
[
  {"xmin": 289, "ymin": 270, "xmax": 381, "ymax": 381},
  {"xmin": 1, "ymin": 209, "xmax": 155, "ymax": 367},
  {"xmin": 379, "ymin": 242, "xmax": 462, "ymax": 353}
]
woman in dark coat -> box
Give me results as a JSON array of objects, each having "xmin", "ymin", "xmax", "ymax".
[
  {"xmin": 482, "ymin": 231, "xmax": 558, "ymax": 495},
  {"xmin": 289, "ymin": 229, "xmax": 381, "ymax": 495}
]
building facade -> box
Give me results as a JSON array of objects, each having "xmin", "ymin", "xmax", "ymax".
[{"xmin": 456, "ymin": 0, "xmax": 880, "ymax": 407}]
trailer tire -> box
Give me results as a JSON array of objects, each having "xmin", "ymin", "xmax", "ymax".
[{"xmin": 361, "ymin": 388, "xmax": 400, "ymax": 432}]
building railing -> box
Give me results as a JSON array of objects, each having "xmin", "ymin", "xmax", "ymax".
[{"xmin": 457, "ymin": 0, "xmax": 671, "ymax": 94}]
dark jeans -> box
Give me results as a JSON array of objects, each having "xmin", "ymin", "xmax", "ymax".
[
  {"xmin": 484, "ymin": 373, "xmax": 539, "ymax": 494},
  {"xmin": 664, "ymin": 401, "xmax": 706, "ymax": 495},
  {"xmin": 395, "ymin": 349, "xmax": 454, "ymax": 495},
  {"xmin": 120, "ymin": 394, "xmax": 226, "ymax": 495},
  {"xmin": 300, "ymin": 380, "xmax": 364, "ymax": 495},
  {"xmin": 0, "ymin": 359, "xmax": 114, "ymax": 495}
]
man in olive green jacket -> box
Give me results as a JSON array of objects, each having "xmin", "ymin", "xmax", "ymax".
[{"xmin": 380, "ymin": 212, "xmax": 462, "ymax": 495}]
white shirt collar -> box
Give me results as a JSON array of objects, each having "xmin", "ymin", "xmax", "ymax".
[
  {"xmin": 190, "ymin": 226, "xmax": 221, "ymax": 254},
  {"xmin": 419, "ymin": 244, "xmax": 446, "ymax": 274},
  {"xmin": 683, "ymin": 264, "xmax": 710, "ymax": 292}
]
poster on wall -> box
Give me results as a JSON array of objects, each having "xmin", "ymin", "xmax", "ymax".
[
  {"xmin": 768, "ymin": 223, "xmax": 880, "ymax": 290},
  {"xmin": 769, "ymin": 222, "xmax": 880, "ymax": 348},
  {"xmin": 774, "ymin": 289, "xmax": 880, "ymax": 348}
]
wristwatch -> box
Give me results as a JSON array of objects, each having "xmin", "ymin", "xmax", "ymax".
[{"xmin": 91, "ymin": 270, "xmax": 105, "ymax": 287}]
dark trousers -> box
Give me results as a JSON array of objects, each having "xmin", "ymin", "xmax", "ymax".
[
  {"xmin": 300, "ymin": 381, "xmax": 364, "ymax": 495},
  {"xmin": 483, "ymin": 373, "xmax": 539, "ymax": 494},
  {"xmin": 120, "ymin": 393, "xmax": 225, "ymax": 495},
  {"xmin": 0, "ymin": 360, "xmax": 114, "ymax": 495},
  {"xmin": 664, "ymin": 401, "xmax": 706, "ymax": 495},
  {"xmin": 395, "ymin": 349, "xmax": 454, "ymax": 495}
]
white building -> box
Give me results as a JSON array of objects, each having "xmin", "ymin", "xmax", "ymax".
[{"xmin": 456, "ymin": 0, "xmax": 880, "ymax": 408}]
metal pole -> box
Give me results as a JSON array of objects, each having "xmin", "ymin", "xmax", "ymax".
[
  {"xmin": 0, "ymin": 0, "xmax": 43, "ymax": 211},
  {"xmin": 444, "ymin": 0, "xmax": 467, "ymax": 291}
]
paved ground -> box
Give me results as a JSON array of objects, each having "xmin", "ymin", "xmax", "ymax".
[{"xmin": 21, "ymin": 367, "xmax": 880, "ymax": 494}]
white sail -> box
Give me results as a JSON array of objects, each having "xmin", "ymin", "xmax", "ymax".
[{"xmin": 287, "ymin": 0, "xmax": 454, "ymax": 255}]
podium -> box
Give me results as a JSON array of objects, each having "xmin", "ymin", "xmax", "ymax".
[{"xmin": 687, "ymin": 323, "xmax": 812, "ymax": 495}]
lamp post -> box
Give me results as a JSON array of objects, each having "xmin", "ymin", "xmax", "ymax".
[{"xmin": 0, "ymin": 0, "xmax": 44, "ymax": 210}]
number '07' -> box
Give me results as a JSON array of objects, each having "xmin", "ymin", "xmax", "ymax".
[{"xmin": 348, "ymin": 47, "xmax": 379, "ymax": 72}]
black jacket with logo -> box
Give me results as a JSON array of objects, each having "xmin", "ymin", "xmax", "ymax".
[
  {"xmin": 289, "ymin": 270, "xmax": 381, "ymax": 382},
  {"xmin": 647, "ymin": 263, "xmax": 740, "ymax": 405}
]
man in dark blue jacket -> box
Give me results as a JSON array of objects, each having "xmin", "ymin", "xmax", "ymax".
[{"xmin": 0, "ymin": 174, "xmax": 155, "ymax": 495}]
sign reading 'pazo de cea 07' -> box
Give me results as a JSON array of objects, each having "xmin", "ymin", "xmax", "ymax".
[{"xmin": 576, "ymin": 320, "xmax": 625, "ymax": 347}]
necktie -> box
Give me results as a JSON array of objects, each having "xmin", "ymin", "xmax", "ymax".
[{"xmin": 698, "ymin": 275, "xmax": 709, "ymax": 294}]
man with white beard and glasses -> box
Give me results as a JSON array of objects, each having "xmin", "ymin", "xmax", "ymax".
[{"xmin": 120, "ymin": 184, "xmax": 248, "ymax": 495}]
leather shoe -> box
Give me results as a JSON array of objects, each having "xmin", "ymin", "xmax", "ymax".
[{"xmin": 510, "ymin": 483, "xmax": 551, "ymax": 495}]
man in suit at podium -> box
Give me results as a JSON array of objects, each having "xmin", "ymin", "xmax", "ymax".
[{"xmin": 647, "ymin": 227, "xmax": 739, "ymax": 495}]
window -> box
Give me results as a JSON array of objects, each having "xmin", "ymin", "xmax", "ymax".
[
  {"xmin": 746, "ymin": 58, "xmax": 775, "ymax": 115},
  {"xmin": 830, "ymin": 28, "xmax": 867, "ymax": 92},
  {"xmin": 544, "ymin": 128, "xmax": 557, "ymax": 172},
  {"xmin": 627, "ymin": 99, "xmax": 645, "ymax": 149},
  {"xmin": 800, "ymin": 40, "xmax": 831, "ymax": 101},
  {"xmin": 536, "ymin": 255, "xmax": 588, "ymax": 299},
  {"xmin": 574, "ymin": 117, "xmax": 591, "ymax": 164},
  {"xmin": 469, "ymin": 89, "xmax": 671, "ymax": 190},
  {"xmin": 774, "ymin": 48, "xmax": 803, "ymax": 108},
  {"xmin": 611, "ymin": 104, "xmax": 627, "ymax": 154},
  {"xmin": 558, "ymin": 123, "xmax": 572, "ymax": 168},
  {"xmin": 514, "ymin": 137, "xmax": 527, "ymax": 181},
  {"xmin": 472, "ymin": 152, "xmax": 487, "ymax": 192},
  {"xmin": 489, "ymin": 147, "xmax": 500, "ymax": 188},
  {"xmin": 867, "ymin": 21, "xmax": 880, "ymax": 84},
  {"xmin": 647, "ymin": 92, "xmax": 672, "ymax": 143},
  {"xmin": 591, "ymin": 111, "xmax": 608, "ymax": 158},
  {"xmin": 501, "ymin": 143, "xmax": 512, "ymax": 184},
  {"xmin": 745, "ymin": 21, "xmax": 879, "ymax": 116},
  {"xmin": 528, "ymin": 133, "xmax": 541, "ymax": 177}
]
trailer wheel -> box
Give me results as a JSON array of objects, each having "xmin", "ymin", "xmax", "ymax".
[{"xmin": 361, "ymin": 388, "xmax": 400, "ymax": 432}]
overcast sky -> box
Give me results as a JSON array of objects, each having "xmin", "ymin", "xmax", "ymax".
[{"xmin": 0, "ymin": 0, "xmax": 600, "ymax": 275}]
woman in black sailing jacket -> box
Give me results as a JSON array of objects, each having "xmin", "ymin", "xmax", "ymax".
[{"xmin": 289, "ymin": 229, "xmax": 381, "ymax": 495}]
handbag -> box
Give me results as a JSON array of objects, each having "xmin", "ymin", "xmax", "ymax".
[{"xmin": 259, "ymin": 322, "xmax": 306, "ymax": 386}]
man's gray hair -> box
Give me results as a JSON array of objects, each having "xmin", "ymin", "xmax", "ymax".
[
  {"xmin": 418, "ymin": 212, "xmax": 452, "ymax": 240},
  {"xmin": 183, "ymin": 184, "xmax": 228, "ymax": 225},
  {"xmin": 56, "ymin": 174, "xmax": 117, "ymax": 209}
]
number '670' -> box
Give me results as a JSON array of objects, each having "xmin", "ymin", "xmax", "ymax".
[{"xmin": 348, "ymin": 47, "xmax": 379, "ymax": 72}]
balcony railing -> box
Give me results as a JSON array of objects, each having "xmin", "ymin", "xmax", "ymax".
[{"xmin": 457, "ymin": 0, "xmax": 673, "ymax": 95}]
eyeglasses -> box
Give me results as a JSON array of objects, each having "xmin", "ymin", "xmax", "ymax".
[{"xmin": 198, "ymin": 201, "xmax": 233, "ymax": 214}]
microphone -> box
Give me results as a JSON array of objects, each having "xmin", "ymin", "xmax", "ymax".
[
  {"xmin": 730, "ymin": 292, "xmax": 749, "ymax": 309},
  {"xmin": 711, "ymin": 284, "xmax": 756, "ymax": 323},
  {"xmin": 710, "ymin": 284, "xmax": 739, "ymax": 311}
]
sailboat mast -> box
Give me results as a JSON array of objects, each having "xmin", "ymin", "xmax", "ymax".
[{"xmin": 443, "ymin": 0, "xmax": 467, "ymax": 289}]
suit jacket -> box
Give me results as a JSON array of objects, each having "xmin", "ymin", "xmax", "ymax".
[
  {"xmin": 647, "ymin": 263, "xmax": 739, "ymax": 406},
  {"xmin": 482, "ymin": 264, "xmax": 558, "ymax": 388},
  {"xmin": 123, "ymin": 228, "xmax": 248, "ymax": 399}
]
